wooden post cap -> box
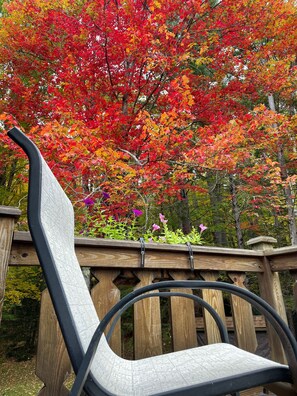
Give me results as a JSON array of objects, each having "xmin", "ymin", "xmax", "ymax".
[
  {"xmin": 0, "ymin": 206, "xmax": 21, "ymax": 218},
  {"xmin": 246, "ymin": 236, "xmax": 277, "ymax": 251}
]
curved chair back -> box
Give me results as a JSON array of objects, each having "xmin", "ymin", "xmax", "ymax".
[
  {"xmin": 8, "ymin": 127, "xmax": 100, "ymax": 372},
  {"xmin": 8, "ymin": 127, "xmax": 297, "ymax": 396}
]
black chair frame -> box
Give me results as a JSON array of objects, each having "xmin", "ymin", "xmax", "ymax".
[{"xmin": 7, "ymin": 126, "xmax": 297, "ymax": 396}]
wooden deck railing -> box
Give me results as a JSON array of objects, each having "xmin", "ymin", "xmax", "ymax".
[{"xmin": 1, "ymin": 206, "xmax": 297, "ymax": 395}]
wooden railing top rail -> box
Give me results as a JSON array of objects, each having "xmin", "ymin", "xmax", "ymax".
[
  {"xmin": 13, "ymin": 230, "xmax": 263, "ymax": 255},
  {"xmin": 10, "ymin": 230, "xmax": 297, "ymax": 273},
  {"xmin": 10, "ymin": 230, "xmax": 264, "ymax": 272},
  {"xmin": 3, "ymin": 204, "xmax": 297, "ymax": 273},
  {"xmin": 265, "ymin": 246, "xmax": 297, "ymax": 271}
]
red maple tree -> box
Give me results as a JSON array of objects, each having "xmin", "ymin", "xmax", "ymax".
[{"xmin": 1, "ymin": 0, "xmax": 297, "ymax": 245}]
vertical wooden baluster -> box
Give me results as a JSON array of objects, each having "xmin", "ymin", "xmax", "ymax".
[
  {"xmin": 133, "ymin": 270, "xmax": 162, "ymax": 359},
  {"xmin": 169, "ymin": 270, "xmax": 197, "ymax": 351},
  {"xmin": 0, "ymin": 206, "xmax": 21, "ymax": 324},
  {"xmin": 91, "ymin": 269, "xmax": 121, "ymax": 356},
  {"xmin": 36, "ymin": 289, "xmax": 71, "ymax": 396},
  {"xmin": 247, "ymin": 237, "xmax": 287, "ymax": 363},
  {"xmin": 228, "ymin": 272, "xmax": 258, "ymax": 353},
  {"xmin": 200, "ymin": 271, "xmax": 226, "ymax": 344},
  {"xmin": 290, "ymin": 270, "xmax": 297, "ymax": 337}
]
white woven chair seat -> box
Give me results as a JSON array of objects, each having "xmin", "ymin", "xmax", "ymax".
[{"xmin": 90, "ymin": 342, "xmax": 288, "ymax": 395}]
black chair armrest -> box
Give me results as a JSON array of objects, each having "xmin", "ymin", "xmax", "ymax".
[
  {"xmin": 105, "ymin": 291, "xmax": 229, "ymax": 344},
  {"xmin": 70, "ymin": 280, "xmax": 297, "ymax": 396}
]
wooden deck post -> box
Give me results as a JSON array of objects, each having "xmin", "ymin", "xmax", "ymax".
[
  {"xmin": 36, "ymin": 289, "xmax": 72, "ymax": 396},
  {"xmin": 247, "ymin": 236, "xmax": 287, "ymax": 363},
  {"xmin": 0, "ymin": 205, "xmax": 21, "ymax": 324}
]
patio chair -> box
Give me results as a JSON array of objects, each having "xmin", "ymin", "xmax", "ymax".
[{"xmin": 8, "ymin": 126, "xmax": 297, "ymax": 396}]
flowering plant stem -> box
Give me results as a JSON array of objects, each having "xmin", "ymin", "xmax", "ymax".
[{"xmin": 78, "ymin": 203, "xmax": 207, "ymax": 245}]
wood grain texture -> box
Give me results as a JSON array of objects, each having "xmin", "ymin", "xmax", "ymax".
[
  {"xmin": 270, "ymin": 254, "xmax": 297, "ymax": 271},
  {"xmin": 195, "ymin": 315, "xmax": 266, "ymax": 330},
  {"xmin": 229, "ymin": 272, "xmax": 258, "ymax": 353},
  {"xmin": 9, "ymin": 233, "xmax": 264, "ymax": 272},
  {"xmin": 133, "ymin": 270, "xmax": 162, "ymax": 359},
  {"xmin": 169, "ymin": 271, "xmax": 198, "ymax": 351},
  {"xmin": 257, "ymin": 260, "xmax": 287, "ymax": 363},
  {"xmin": 248, "ymin": 234, "xmax": 288, "ymax": 368},
  {"xmin": 248, "ymin": 238, "xmax": 288, "ymax": 363},
  {"xmin": 0, "ymin": 212, "xmax": 20, "ymax": 323},
  {"xmin": 91, "ymin": 269, "xmax": 121, "ymax": 355},
  {"xmin": 36, "ymin": 289, "xmax": 71, "ymax": 396},
  {"xmin": 0, "ymin": 206, "xmax": 22, "ymax": 216},
  {"xmin": 200, "ymin": 271, "xmax": 226, "ymax": 344}
]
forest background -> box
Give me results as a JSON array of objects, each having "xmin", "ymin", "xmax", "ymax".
[{"xmin": 0, "ymin": 0, "xmax": 297, "ymax": 362}]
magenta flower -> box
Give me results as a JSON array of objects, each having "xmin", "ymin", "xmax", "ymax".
[
  {"xmin": 102, "ymin": 191, "xmax": 110, "ymax": 199},
  {"xmin": 132, "ymin": 209, "xmax": 143, "ymax": 217},
  {"xmin": 152, "ymin": 224, "xmax": 161, "ymax": 232},
  {"xmin": 83, "ymin": 197, "xmax": 95, "ymax": 206},
  {"xmin": 159, "ymin": 213, "xmax": 168, "ymax": 223},
  {"xmin": 199, "ymin": 224, "xmax": 207, "ymax": 233}
]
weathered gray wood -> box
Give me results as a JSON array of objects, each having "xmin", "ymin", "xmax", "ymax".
[
  {"xmin": 267, "ymin": 245, "xmax": 297, "ymax": 271},
  {"xmin": 10, "ymin": 231, "xmax": 264, "ymax": 271},
  {"xmin": 0, "ymin": 206, "xmax": 21, "ymax": 324},
  {"xmin": 0, "ymin": 206, "xmax": 22, "ymax": 216},
  {"xmin": 200, "ymin": 271, "xmax": 226, "ymax": 344},
  {"xmin": 133, "ymin": 270, "xmax": 162, "ymax": 359},
  {"xmin": 169, "ymin": 271, "xmax": 198, "ymax": 351},
  {"xmin": 246, "ymin": 236, "xmax": 277, "ymax": 247},
  {"xmin": 258, "ymin": 264, "xmax": 288, "ymax": 362},
  {"xmin": 248, "ymin": 237, "xmax": 287, "ymax": 363},
  {"xmin": 91, "ymin": 269, "xmax": 121, "ymax": 355},
  {"xmin": 228, "ymin": 272, "xmax": 258, "ymax": 353},
  {"xmin": 36, "ymin": 289, "xmax": 71, "ymax": 396},
  {"xmin": 11, "ymin": 230, "xmax": 297, "ymax": 272},
  {"xmin": 196, "ymin": 315, "xmax": 266, "ymax": 331},
  {"xmin": 289, "ymin": 270, "xmax": 297, "ymax": 330}
]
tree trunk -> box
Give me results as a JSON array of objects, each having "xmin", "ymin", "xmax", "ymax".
[
  {"xmin": 229, "ymin": 174, "xmax": 244, "ymax": 249},
  {"xmin": 206, "ymin": 173, "xmax": 228, "ymax": 246},
  {"xmin": 277, "ymin": 145, "xmax": 297, "ymax": 245},
  {"xmin": 177, "ymin": 189, "xmax": 191, "ymax": 234},
  {"xmin": 268, "ymin": 94, "xmax": 297, "ymax": 245}
]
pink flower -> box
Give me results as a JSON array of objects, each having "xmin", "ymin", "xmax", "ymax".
[
  {"xmin": 159, "ymin": 213, "xmax": 168, "ymax": 223},
  {"xmin": 152, "ymin": 224, "xmax": 160, "ymax": 232},
  {"xmin": 199, "ymin": 224, "xmax": 207, "ymax": 233}
]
